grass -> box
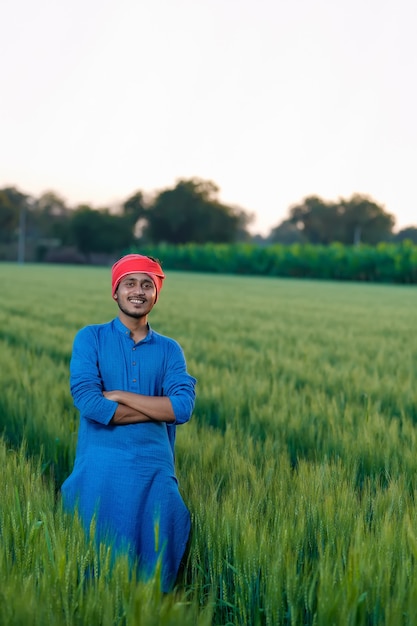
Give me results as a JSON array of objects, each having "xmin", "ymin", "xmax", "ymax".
[{"xmin": 0, "ymin": 262, "xmax": 416, "ymax": 624}]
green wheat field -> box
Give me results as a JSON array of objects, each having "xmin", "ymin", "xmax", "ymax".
[{"xmin": 1, "ymin": 262, "xmax": 416, "ymax": 625}]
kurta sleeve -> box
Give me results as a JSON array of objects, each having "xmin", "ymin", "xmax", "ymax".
[
  {"xmin": 162, "ymin": 340, "xmax": 196, "ymax": 425},
  {"xmin": 70, "ymin": 326, "xmax": 118, "ymax": 426}
]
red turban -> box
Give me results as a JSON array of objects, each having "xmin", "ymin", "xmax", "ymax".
[{"xmin": 111, "ymin": 254, "xmax": 165, "ymax": 300}]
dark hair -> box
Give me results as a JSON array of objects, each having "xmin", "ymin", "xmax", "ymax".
[{"xmin": 146, "ymin": 255, "xmax": 162, "ymax": 266}]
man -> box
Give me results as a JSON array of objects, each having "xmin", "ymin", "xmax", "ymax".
[{"xmin": 61, "ymin": 254, "xmax": 196, "ymax": 591}]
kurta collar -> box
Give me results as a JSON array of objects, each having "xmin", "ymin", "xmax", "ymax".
[{"xmin": 114, "ymin": 317, "xmax": 154, "ymax": 343}]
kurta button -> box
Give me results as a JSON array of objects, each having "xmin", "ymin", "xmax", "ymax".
[
  {"xmin": 132, "ymin": 379, "xmax": 137, "ymax": 382},
  {"xmin": 132, "ymin": 347, "xmax": 136, "ymax": 351},
  {"xmin": 132, "ymin": 362, "xmax": 136, "ymax": 366}
]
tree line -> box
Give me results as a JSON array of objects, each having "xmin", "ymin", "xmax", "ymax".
[{"xmin": 0, "ymin": 178, "xmax": 415, "ymax": 263}]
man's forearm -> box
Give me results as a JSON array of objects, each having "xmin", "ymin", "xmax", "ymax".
[
  {"xmin": 110, "ymin": 403, "xmax": 153, "ymax": 425},
  {"xmin": 104, "ymin": 390, "xmax": 176, "ymax": 423}
]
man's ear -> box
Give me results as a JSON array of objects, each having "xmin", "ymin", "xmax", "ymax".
[{"xmin": 113, "ymin": 293, "xmax": 118, "ymax": 299}]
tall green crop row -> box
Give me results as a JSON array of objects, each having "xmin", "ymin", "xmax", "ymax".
[
  {"xmin": 0, "ymin": 440, "xmax": 212, "ymax": 626},
  {"xmin": 1, "ymin": 262, "xmax": 416, "ymax": 624},
  {"xmin": 136, "ymin": 241, "xmax": 417, "ymax": 284}
]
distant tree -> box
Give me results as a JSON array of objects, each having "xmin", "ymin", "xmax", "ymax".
[
  {"xmin": 122, "ymin": 191, "xmax": 146, "ymax": 225},
  {"xmin": 250, "ymin": 233, "xmax": 269, "ymax": 246},
  {"xmin": 34, "ymin": 191, "xmax": 72, "ymax": 244},
  {"xmin": 230, "ymin": 204, "xmax": 255, "ymax": 242},
  {"xmin": 284, "ymin": 193, "xmax": 395, "ymax": 245},
  {"xmin": 287, "ymin": 196, "xmax": 343, "ymax": 244},
  {"xmin": 391, "ymin": 226, "xmax": 417, "ymax": 244},
  {"xmin": 338, "ymin": 194, "xmax": 395, "ymax": 244},
  {"xmin": 120, "ymin": 190, "xmax": 148, "ymax": 239},
  {"xmin": 0, "ymin": 190, "xmax": 19, "ymax": 242},
  {"xmin": 142, "ymin": 178, "xmax": 252, "ymax": 244},
  {"xmin": 36, "ymin": 191, "xmax": 69, "ymax": 219},
  {"xmin": 269, "ymin": 219, "xmax": 307, "ymax": 244},
  {"xmin": 70, "ymin": 206, "xmax": 136, "ymax": 257},
  {"xmin": 0, "ymin": 187, "xmax": 32, "ymax": 243}
]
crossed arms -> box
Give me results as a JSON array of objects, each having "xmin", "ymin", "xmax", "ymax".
[
  {"xmin": 103, "ymin": 390, "xmax": 175, "ymax": 425},
  {"xmin": 70, "ymin": 325, "xmax": 196, "ymax": 428}
]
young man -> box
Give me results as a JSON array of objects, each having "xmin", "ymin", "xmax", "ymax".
[{"xmin": 61, "ymin": 254, "xmax": 196, "ymax": 591}]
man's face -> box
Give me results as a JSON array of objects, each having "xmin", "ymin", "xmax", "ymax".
[{"xmin": 114, "ymin": 273, "xmax": 157, "ymax": 319}]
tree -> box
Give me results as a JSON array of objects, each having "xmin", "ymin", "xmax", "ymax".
[
  {"xmin": 142, "ymin": 178, "xmax": 252, "ymax": 244},
  {"xmin": 269, "ymin": 219, "xmax": 307, "ymax": 244},
  {"xmin": 286, "ymin": 196, "xmax": 344, "ymax": 244},
  {"xmin": 122, "ymin": 191, "xmax": 146, "ymax": 225},
  {"xmin": 391, "ymin": 226, "xmax": 417, "ymax": 244},
  {"xmin": 70, "ymin": 206, "xmax": 136, "ymax": 258},
  {"xmin": 120, "ymin": 190, "xmax": 148, "ymax": 239},
  {"xmin": 0, "ymin": 187, "xmax": 32, "ymax": 243},
  {"xmin": 283, "ymin": 194, "xmax": 395, "ymax": 245},
  {"xmin": 338, "ymin": 194, "xmax": 395, "ymax": 245},
  {"xmin": 34, "ymin": 191, "xmax": 72, "ymax": 244},
  {"xmin": 0, "ymin": 190, "xmax": 19, "ymax": 242}
]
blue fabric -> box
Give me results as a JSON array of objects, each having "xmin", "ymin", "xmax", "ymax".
[{"xmin": 61, "ymin": 318, "xmax": 196, "ymax": 591}]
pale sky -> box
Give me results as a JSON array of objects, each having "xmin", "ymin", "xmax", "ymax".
[{"xmin": 1, "ymin": 0, "xmax": 416, "ymax": 235}]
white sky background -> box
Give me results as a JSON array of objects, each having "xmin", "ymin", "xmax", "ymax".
[{"xmin": 1, "ymin": 0, "xmax": 416, "ymax": 235}]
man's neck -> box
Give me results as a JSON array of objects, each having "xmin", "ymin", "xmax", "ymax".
[{"xmin": 118, "ymin": 313, "xmax": 149, "ymax": 342}]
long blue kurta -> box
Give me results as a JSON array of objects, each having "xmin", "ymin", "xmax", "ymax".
[{"xmin": 61, "ymin": 318, "xmax": 196, "ymax": 591}]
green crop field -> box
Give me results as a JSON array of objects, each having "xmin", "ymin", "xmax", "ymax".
[{"xmin": 1, "ymin": 262, "xmax": 416, "ymax": 625}]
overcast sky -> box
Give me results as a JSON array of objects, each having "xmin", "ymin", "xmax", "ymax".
[{"xmin": 1, "ymin": 0, "xmax": 416, "ymax": 234}]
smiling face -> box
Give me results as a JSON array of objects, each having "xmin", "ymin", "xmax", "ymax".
[{"xmin": 114, "ymin": 273, "xmax": 157, "ymax": 320}]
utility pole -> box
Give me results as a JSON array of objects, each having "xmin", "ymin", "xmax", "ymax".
[
  {"xmin": 353, "ymin": 225, "xmax": 361, "ymax": 246},
  {"xmin": 18, "ymin": 203, "xmax": 26, "ymax": 263}
]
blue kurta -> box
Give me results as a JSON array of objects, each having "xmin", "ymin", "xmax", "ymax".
[{"xmin": 61, "ymin": 318, "xmax": 196, "ymax": 591}]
